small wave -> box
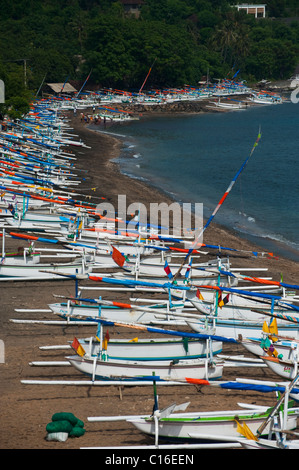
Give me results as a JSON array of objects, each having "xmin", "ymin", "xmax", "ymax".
[
  {"xmin": 121, "ymin": 170, "xmax": 147, "ymax": 182},
  {"xmin": 94, "ymin": 129, "xmax": 127, "ymax": 138},
  {"xmin": 238, "ymin": 211, "xmax": 255, "ymax": 223},
  {"xmin": 133, "ymin": 153, "xmax": 141, "ymax": 158},
  {"xmin": 235, "ymin": 223, "xmax": 299, "ymax": 251}
]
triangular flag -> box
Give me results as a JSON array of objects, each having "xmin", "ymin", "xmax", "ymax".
[
  {"xmin": 112, "ymin": 245, "xmax": 126, "ymax": 267},
  {"xmin": 196, "ymin": 289, "xmax": 204, "ymax": 300},
  {"xmin": 102, "ymin": 330, "xmax": 110, "ymax": 350},
  {"xmin": 219, "ymin": 293, "xmax": 229, "ymax": 308},
  {"xmin": 164, "ymin": 260, "xmax": 173, "ymax": 279},
  {"xmin": 129, "ymin": 337, "xmax": 138, "ymax": 343},
  {"xmin": 269, "ymin": 318, "xmax": 278, "ymax": 342},
  {"xmin": 184, "ymin": 258, "xmax": 192, "ymax": 280},
  {"xmin": 262, "ymin": 321, "xmax": 269, "ymax": 333},
  {"xmin": 71, "ymin": 337, "xmax": 85, "ymax": 357}
]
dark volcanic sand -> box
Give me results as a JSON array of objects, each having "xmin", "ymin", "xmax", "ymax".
[{"xmin": 0, "ymin": 109, "xmax": 298, "ymax": 451}]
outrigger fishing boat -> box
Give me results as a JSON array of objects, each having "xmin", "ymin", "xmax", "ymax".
[
  {"xmin": 48, "ymin": 296, "xmax": 201, "ymax": 327},
  {"xmin": 249, "ymin": 91, "xmax": 283, "ymax": 105},
  {"xmin": 42, "ymin": 333, "xmax": 223, "ymax": 362},
  {"xmin": 0, "ymin": 254, "xmax": 94, "ymax": 281},
  {"xmin": 0, "ymin": 232, "xmax": 94, "ymax": 281},
  {"xmin": 66, "ymin": 354, "xmax": 224, "ymax": 382},
  {"xmin": 189, "ymin": 317, "xmax": 299, "ymax": 341},
  {"xmin": 209, "ymin": 98, "xmax": 248, "ymax": 110},
  {"xmin": 126, "ymin": 404, "xmax": 298, "ymax": 443},
  {"xmin": 86, "ymin": 375, "xmax": 299, "ymax": 448}
]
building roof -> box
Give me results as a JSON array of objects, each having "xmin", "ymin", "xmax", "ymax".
[
  {"xmin": 120, "ymin": 0, "xmax": 145, "ymax": 5},
  {"xmin": 235, "ymin": 3, "xmax": 266, "ymax": 6},
  {"xmin": 46, "ymin": 83, "xmax": 77, "ymax": 93}
]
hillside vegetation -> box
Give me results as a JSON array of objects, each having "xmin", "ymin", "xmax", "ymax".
[{"xmin": 0, "ymin": 0, "xmax": 298, "ymax": 116}]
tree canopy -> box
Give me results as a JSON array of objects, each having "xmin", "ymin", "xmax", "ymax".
[{"xmin": 0, "ymin": 0, "xmax": 298, "ymax": 113}]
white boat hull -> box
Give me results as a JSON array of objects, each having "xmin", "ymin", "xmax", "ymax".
[
  {"xmin": 261, "ymin": 356, "xmax": 299, "ymax": 380},
  {"xmin": 0, "ymin": 260, "xmax": 93, "ymax": 280},
  {"xmin": 78, "ymin": 336, "xmax": 223, "ymax": 361},
  {"xmin": 49, "ymin": 302, "xmax": 200, "ymax": 326},
  {"xmin": 67, "ymin": 355, "xmax": 224, "ymax": 381},
  {"xmin": 241, "ymin": 338, "xmax": 299, "ymax": 361},
  {"xmin": 127, "ymin": 408, "xmax": 298, "ymax": 441}
]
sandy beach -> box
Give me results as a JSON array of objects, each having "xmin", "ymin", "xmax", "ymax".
[{"xmin": 0, "ymin": 106, "xmax": 298, "ymax": 452}]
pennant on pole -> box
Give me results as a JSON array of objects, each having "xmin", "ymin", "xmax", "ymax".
[
  {"xmin": 269, "ymin": 317, "xmax": 278, "ymax": 342},
  {"xmin": 71, "ymin": 337, "xmax": 85, "ymax": 357},
  {"xmin": 218, "ymin": 293, "xmax": 230, "ymax": 308},
  {"xmin": 129, "ymin": 337, "xmax": 139, "ymax": 343},
  {"xmin": 185, "ymin": 258, "xmax": 192, "ymax": 280},
  {"xmin": 164, "ymin": 260, "xmax": 173, "ymax": 279},
  {"xmin": 102, "ymin": 330, "xmax": 110, "ymax": 350},
  {"xmin": 196, "ymin": 289, "xmax": 204, "ymax": 300},
  {"xmin": 112, "ymin": 245, "xmax": 126, "ymax": 267}
]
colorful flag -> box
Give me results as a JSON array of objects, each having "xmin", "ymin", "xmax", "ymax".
[
  {"xmin": 269, "ymin": 318, "xmax": 278, "ymax": 342},
  {"xmin": 102, "ymin": 330, "xmax": 110, "ymax": 350},
  {"xmin": 263, "ymin": 319, "xmax": 278, "ymax": 342},
  {"xmin": 112, "ymin": 245, "xmax": 126, "ymax": 267},
  {"xmin": 218, "ymin": 293, "xmax": 229, "ymax": 308},
  {"xmin": 262, "ymin": 321, "xmax": 269, "ymax": 334},
  {"xmin": 196, "ymin": 289, "xmax": 204, "ymax": 300},
  {"xmin": 164, "ymin": 260, "xmax": 173, "ymax": 279},
  {"xmin": 71, "ymin": 337, "xmax": 85, "ymax": 357},
  {"xmin": 185, "ymin": 258, "xmax": 192, "ymax": 280}
]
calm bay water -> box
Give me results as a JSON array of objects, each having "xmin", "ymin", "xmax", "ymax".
[{"xmin": 99, "ymin": 101, "xmax": 299, "ymax": 261}]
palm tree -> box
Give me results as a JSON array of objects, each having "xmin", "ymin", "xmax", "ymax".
[
  {"xmin": 209, "ymin": 11, "xmax": 250, "ymax": 68},
  {"xmin": 69, "ymin": 12, "xmax": 88, "ymax": 52}
]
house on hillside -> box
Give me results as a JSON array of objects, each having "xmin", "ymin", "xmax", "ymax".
[
  {"xmin": 234, "ymin": 4, "xmax": 266, "ymax": 18},
  {"xmin": 120, "ymin": 0, "xmax": 145, "ymax": 18}
]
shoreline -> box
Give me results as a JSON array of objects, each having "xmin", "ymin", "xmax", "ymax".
[
  {"xmin": 82, "ymin": 98, "xmax": 299, "ymax": 265},
  {"xmin": 69, "ymin": 111, "xmax": 299, "ymax": 286}
]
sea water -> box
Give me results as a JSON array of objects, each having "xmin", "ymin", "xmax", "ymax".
[{"xmin": 98, "ymin": 101, "xmax": 299, "ymax": 261}]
